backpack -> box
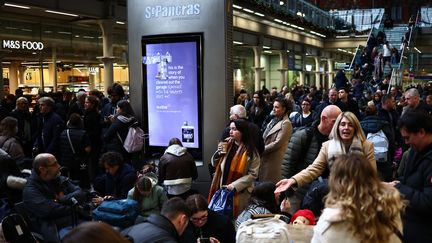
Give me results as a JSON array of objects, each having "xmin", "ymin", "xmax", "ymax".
[
  {"xmin": 366, "ymin": 129, "xmax": 389, "ymax": 163},
  {"xmin": 1, "ymin": 213, "xmax": 38, "ymax": 243},
  {"xmin": 117, "ymin": 122, "xmax": 145, "ymax": 153},
  {"xmin": 92, "ymin": 199, "xmax": 140, "ymax": 228},
  {"xmin": 236, "ymin": 216, "xmax": 290, "ymax": 243}
]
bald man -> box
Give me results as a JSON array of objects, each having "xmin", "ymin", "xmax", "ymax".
[
  {"xmin": 404, "ymin": 88, "xmax": 432, "ymax": 115},
  {"xmin": 22, "ymin": 153, "xmax": 85, "ymax": 242},
  {"xmin": 281, "ymin": 105, "xmax": 342, "ymax": 213}
]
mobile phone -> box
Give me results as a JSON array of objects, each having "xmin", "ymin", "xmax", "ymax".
[{"xmin": 199, "ymin": 238, "xmax": 211, "ymax": 243}]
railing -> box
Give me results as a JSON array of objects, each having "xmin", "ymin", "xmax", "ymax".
[
  {"xmin": 390, "ymin": 10, "xmax": 420, "ymax": 89},
  {"xmin": 330, "ymin": 8, "xmax": 384, "ymax": 32},
  {"xmin": 348, "ymin": 10, "xmax": 385, "ymax": 70},
  {"xmin": 242, "ymin": 0, "xmax": 343, "ymax": 30}
]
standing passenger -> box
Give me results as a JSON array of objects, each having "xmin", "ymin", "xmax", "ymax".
[
  {"xmin": 387, "ymin": 111, "xmax": 432, "ymax": 242},
  {"xmin": 260, "ymin": 97, "xmax": 292, "ymax": 183},
  {"xmin": 209, "ymin": 119, "xmax": 260, "ymax": 218}
]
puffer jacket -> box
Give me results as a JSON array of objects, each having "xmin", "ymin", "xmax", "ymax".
[
  {"xmin": 159, "ymin": 144, "xmax": 197, "ymax": 195},
  {"xmin": 281, "ymin": 121, "xmax": 327, "ymax": 179}
]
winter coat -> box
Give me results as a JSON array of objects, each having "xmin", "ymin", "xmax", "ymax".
[
  {"xmin": 312, "ymin": 207, "xmax": 402, "ymax": 243},
  {"xmin": 127, "ymin": 174, "xmax": 167, "ymax": 218},
  {"xmin": 361, "ymin": 116, "xmax": 395, "ymax": 181},
  {"xmin": 282, "ymin": 123, "xmax": 328, "ymax": 179},
  {"xmin": 94, "ymin": 163, "xmax": 137, "ymax": 199},
  {"xmin": 180, "ymin": 210, "xmax": 235, "ymax": 243},
  {"xmin": 34, "ymin": 111, "xmax": 64, "ymax": 156},
  {"xmin": 0, "ymin": 136, "xmax": 25, "ymax": 161},
  {"xmin": 395, "ymin": 144, "xmax": 432, "ymax": 242},
  {"xmin": 59, "ymin": 128, "xmax": 91, "ymax": 170},
  {"xmin": 122, "ymin": 214, "xmax": 180, "ymax": 243},
  {"xmin": 292, "ymin": 140, "xmax": 376, "ymax": 187},
  {"xmin": 23, "ymin": 173, "xmax": 83, "ymax": 220},
  {"xmin": 260, "ymin": 114, "xmax": 292, "ymax": 183},
  {"xmin": 103, "ymin": 115, "xmax": 137, "ymax": 157},
  {"xmin": 158, "ymin": 144, "xmax": 197, "ymax": 196}
]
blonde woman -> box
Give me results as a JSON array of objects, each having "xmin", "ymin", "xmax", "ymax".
[
  {"xmin": 275, "ymin": 111, "xmax": 376, "ymax": 193},
  {"xmin": 312, "ymin": 154, "xmax": 405, "ymax": 243}
]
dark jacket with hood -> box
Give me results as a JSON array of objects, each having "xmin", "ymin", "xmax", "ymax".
[
  {"xmin": 395, "ymin": 144, "xmax": 432, "ymax": 242},
  {"xmin": 122, "ymin": 214, "xmax": 180, "ymax": 243},
  {"xmin": 159, "ymin": 144, "xmax": 198, "ymax": 195},
  {"xmin": 94, "ymin": 163, "xmax": 136, "ymax": 199},
  {"xmin": 103, "ymin": 115, "xmax": 137, "ymax": 156}
]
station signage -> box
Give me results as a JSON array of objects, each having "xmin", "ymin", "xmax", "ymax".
[{"xmin": 2, "ymin": 40, "xmax": 44, "ymax": 51}]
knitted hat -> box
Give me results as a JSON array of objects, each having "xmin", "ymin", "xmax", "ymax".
[{"xmin": 290, "ymin": 209, "xmax": 316, "ymax": 225}]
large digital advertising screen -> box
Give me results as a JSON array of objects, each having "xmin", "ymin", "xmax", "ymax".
[{"xmin": 142, "ymin": 34, "xmax": 202, "ymax": 152}]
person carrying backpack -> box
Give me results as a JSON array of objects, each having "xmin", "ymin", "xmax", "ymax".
[
  {"xmin": 103, "ymin": 100, "xmax": 138, "ymax": 162},
  {"xmin": 360, "ymin": 105, "xmax": 395, "ymax": 182}
]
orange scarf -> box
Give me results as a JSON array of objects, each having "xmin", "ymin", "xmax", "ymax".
[{"xmin": 208, "ymin": 142, "xmax": 249, "ymax": 217}]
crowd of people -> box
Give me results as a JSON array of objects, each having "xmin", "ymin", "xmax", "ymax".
[{"xmin": 0, "ymin": 73, "xmax": 432, "ymax": 242}]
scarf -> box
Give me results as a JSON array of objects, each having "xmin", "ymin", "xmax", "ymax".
[
  {"xmin": 327, "ymin": 136, "xmax": 364, "ymax": 168},
  {"xmin": 208, "ymin": 141, "xmax": 249, "ymax": 217}
]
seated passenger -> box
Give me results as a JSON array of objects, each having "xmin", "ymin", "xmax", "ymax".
[
  {"xmin": 22, "ymin": 153, "xmax": 87, "ymax": 242},
  {"xmin": 93, "ymin": 152, "xmax": 136, "ymax": 203},
  {"xmin": 158, "ymin": 138, "xmax": 198, "ymax": 199},
  {"xmin": 236, "ymin": 181, "xmax": 291, "ymax": 230},
  {"xmin": 180, "ymin": 194, "xmax": 235, "ymax": 243},
  {"xmin": 122, "ymin": 197, "xmax": 191, "ymax": 242},
  {"xmin": 127, "ymin": 173, "xmax": 167, "ymax": 219}
]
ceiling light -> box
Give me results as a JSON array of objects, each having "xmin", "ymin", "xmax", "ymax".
[
  {"xmin": 233, "ymin": 41, "xmax": 243, "ymax": 45},
  {"xmin": 274, "ymin": 19, "xmax": 283, "ymax": 23},
  {"xmin": 254, "ymin": 12, "xmax": 265, "ymax": 17},
  {"xmin": 263, "ymin": 46, "xmax": 271, "ymax": 49},
  {"xmin": 45, "ymin": 10, "xmax": 78, "ymax": 17},
  {"xmin": 233, "ymin": 4, "xmax": 242, "ymax": 10},
  {"xmin": 263, "ymin": 50, "xmax": 272, "ymax": 54},
  {"xmin": 4, "ymin": 3, "xmax": 30, "ymax": 9},
  {"xmin": 243, "ymin": 8, "xmax": 254, "ymax": 14},
  {"xmin": 414, "ymin": 47, "xmax": 422, "ymax": 53},
  {"xmin": 58, "ymin": 31, "xmax": 72, "ymax": 35},
  {"xmin": 280, "ymin": 1, "xmax": 285, "ymax": 5},
  {"xmin": 116, "ymin": 21, "xmax": 125, "ymax": 25}
]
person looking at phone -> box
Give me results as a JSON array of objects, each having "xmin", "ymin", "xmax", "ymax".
[
  {"xmin": 180, "ymin": 194, "xmax": 235, "ymax": 243},
  {"xmin": 208, "ymin": 119, "xmax": 260, "ymax": 218}
]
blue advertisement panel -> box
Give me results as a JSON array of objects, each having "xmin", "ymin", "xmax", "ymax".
[{"xmin": 142, "ymin": 34, "xmax": 202, "ymax": 151}]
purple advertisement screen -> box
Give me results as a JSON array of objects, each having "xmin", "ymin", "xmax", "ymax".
[{"xmin": 143, "ymin": 41, "xmax": 199, "ymax": 148}]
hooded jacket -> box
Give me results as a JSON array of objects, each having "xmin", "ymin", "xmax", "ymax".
[{"xmin": 159, "ymin": 144, "xmax": 197, "ymax": 195}]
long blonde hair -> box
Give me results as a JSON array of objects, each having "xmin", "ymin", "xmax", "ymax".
[
  {"xmin": 329, "ymin": 111, "xmax": 366, "ymax": 142},
  {"xmin": 326, "ymin": 154, "xmax": 405, "ymax": 242}
]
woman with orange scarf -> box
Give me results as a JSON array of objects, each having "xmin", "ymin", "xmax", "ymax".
[{"xmin": 208, "ymin": 119, "xmax": 260, "ymax": 218}]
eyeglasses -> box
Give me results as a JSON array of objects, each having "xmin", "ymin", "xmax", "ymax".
[{"xmin": 191, "ymin": 212, "xmax": 208, "ymax": 222}]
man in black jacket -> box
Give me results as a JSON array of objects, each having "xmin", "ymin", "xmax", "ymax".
[
  {"xmin": 387, "ymin": 111, "xmax": 432, "ymax": 242},
  {"xmin": 122, "ymin": 197, "xmax": 191, "ymax": 242},
  {"xmin": 281, "ymin": 105, "xmax": 341, "ymax": 213},
  {"xmin": 23, "ymin": 153, "xmax": 86, "ymax": 242}
]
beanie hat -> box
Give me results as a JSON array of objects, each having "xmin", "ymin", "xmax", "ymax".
[{"xmin": 290, "ymin": 209, "xmax": 316, "ymax": 225}]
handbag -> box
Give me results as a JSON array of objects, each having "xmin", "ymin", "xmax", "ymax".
[
  {"xmin": 208, "ymin": 188, "xmax": 234, "ymax": 219},
  {"xmin": 66, "ymin": 129, "xmax": 87, "ymax": 171}
]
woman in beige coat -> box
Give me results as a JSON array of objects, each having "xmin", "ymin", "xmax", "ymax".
[
  {"xmin": 259, "ymin": 97, "xmax": 293, "ymax": 183},
  {"xmin": 312, "ymin": 154, "xmax": 405, "ymax": 243},
  {"xmin": 275, "ymin": 111, "xmax": 376, "ymax": 191}
]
